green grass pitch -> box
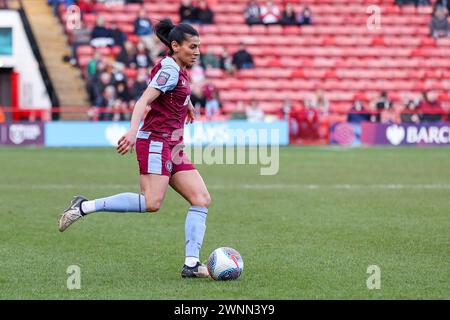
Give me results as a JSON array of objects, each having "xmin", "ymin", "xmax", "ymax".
[{"xmin": 0, "ymin": 146, "xmax": 449, "ymax": 299}]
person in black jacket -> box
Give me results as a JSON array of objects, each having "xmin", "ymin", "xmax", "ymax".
[
  {"xmin": 232, "ymin": 43, "xmax": 254, "ymax": 70},
  {"xmin": 197, "ymin": 0, "xmax": 214, "ymax": 24},
  {"xmin": 179, "ymin": 0, "xmax": 199, "ymax": 24},
  {"xmin": 280, "ymin": 3, "xmax": 298, "ymax": 26}
]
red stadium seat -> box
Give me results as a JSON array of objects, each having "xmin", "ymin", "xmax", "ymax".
[{"xmin": 61, "ymin": 0, "xmax": 450, "ymax": 120}]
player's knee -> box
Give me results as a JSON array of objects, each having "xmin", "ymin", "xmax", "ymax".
[
  {"xmin": 145, "ymin": 198, "xmax": 162, "ymax": 213},
  {"xmin": 146, "ymin": 202, "xmax": 161, "ymax": 213},
  {"xmin": 191, "ymin": 192, "xmax": 211, "ymax": 208}
]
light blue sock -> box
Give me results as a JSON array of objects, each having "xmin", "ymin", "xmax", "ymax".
[
  {"xmin": 185, "ymin": 206, "xmax": 208, "ymax": 260},
  {"xmin": 81, "ymin": 193, "xmax": 147, "ymax": 215}
]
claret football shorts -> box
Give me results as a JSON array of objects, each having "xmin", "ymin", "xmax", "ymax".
[{"xmin": 136, "ymin": 131, "xmax": 195, "ymax": 177}]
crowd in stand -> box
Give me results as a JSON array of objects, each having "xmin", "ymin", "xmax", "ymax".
[
  {"xmin": 244, "ymin": 0, "xmax": 312, "ymax": 26},
  {"xmin": 179, "ymin": 0, "xmax": 214, "ymax": 24},
  {"xmin": 429, "ymin": 2, "xmax": 450, "ymax": 38},
  {"xmin": 56, "ymin": 0, "xmax": 226, "ymax": 121},
  {"xmin": 396, "ymin": 0, "xmax": 450, "ymax": 39},
  {"xmin": 50, "ymin": 0, "xmax": 449, "ymax": 128},
  {"xmin": 283, "ymin": 89, "xmax": 448, "ymax": 141},
  {"xmin": 60, "ymin": 0, "xmax": 264, "ymax": 121},
  {"xmin": 344, "ymin": 90, "xmax": 446, "ymax": 126}
]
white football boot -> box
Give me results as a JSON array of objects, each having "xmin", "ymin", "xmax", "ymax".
[{"xmin": 58, "ymin": 196, "xmax": 87, "ymax": 232}]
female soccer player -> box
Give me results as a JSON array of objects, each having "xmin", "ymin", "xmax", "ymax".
[{"xmin": 59, "ymin": 19, "xmax": 211, "ymax": 278}]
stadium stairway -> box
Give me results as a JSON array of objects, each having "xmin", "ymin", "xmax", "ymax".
[{"xmin": 22, "ymin": 0, "xmax": 89, "ymax": 120}]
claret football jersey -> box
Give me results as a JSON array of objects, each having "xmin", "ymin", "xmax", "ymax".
[{"xmin": 140, "ymin": 56, "xmax": 191, "ymax": 144}]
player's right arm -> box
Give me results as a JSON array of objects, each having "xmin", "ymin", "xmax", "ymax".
[
  {"xmin": 118, "ymin": 58, "xmax": 179, "ymax": 155},
  {"xmin": 117, "ymin": 86, "xmax": 161, "ymax": 155}
]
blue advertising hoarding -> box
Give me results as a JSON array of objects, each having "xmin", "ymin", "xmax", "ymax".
[{"xmin": 45, "ymin": 121, "xmax": 289, "ymax": 147}]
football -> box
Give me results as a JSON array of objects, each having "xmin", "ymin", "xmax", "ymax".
[{"xmin": 207, "ymin": 247, "xmax": 244, "ymax": 280}]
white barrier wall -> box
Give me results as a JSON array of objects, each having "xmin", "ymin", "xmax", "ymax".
[{"xmin": 0, "ymin": 10, "xmax": 51, "ymax": 110}]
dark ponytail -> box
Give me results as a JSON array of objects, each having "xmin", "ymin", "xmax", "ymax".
[
  {"xmin": 155, "ymin": 18, "xmax": 199, "ymax": 55},
  {"xmin": 155, "ymin": 18, "xmax": 175, "ymax": 49}
]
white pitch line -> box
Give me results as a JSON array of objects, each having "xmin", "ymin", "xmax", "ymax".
[{"xmin": 0, "ymin": 184, "xmax": 449, "ymax": 190}]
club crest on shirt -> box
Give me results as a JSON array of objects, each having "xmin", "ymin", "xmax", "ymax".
[
  {"xmin": 156, "ymin": 71, "xmax": 170, "ymax": 86},
  {"xmin": 181, "ymin": 80, "xmax": 186, "ymax": 86}
]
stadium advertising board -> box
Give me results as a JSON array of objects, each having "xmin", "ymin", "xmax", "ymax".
[
  {"xmin": 184, "ymin": 120, "xmax": 289, "ymax": 146},
  {"xmin": 329, "ymin": 122, "xmax": 361, "ymax": 146},
  {"xmin": 0, "ymin": 122, "xmax": 44, "ymax": 146},
  {"xmin": 45, "ymin": 121, "xmax": 289, "ymax": 147},
  {"xmin": 361, "ymin": 122, "xmax": 450, "ymax": 146}
]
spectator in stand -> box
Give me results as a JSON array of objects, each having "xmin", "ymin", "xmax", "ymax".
[
  {"xmin": 112, "ymin": 64, "xmax": 127, "ymax": 86},
  {"xmin": 401, "ymin": 99, "xmax": 421, "ymax": 123},
  {"xmin": 110, "ymin": 99, "xmax": 126, "ymax": 121},
  {"xmin": 179, "ymin": 0, "xmax": 199, "ymax": 24},
  {"xmin": 219, "ymin": 47, "xmax": 234, "ymax": 74},
  {"xmin": 109, "ymin": 22, "xmax": 127, "ymax": 49},
  {"xmin": 347, "ymin": 99, "xmax": 371, "ymax": 123},
  {"xmin": 204, "ymin": 81, "xmax": 221, "ymax": 120},
  {"xmin": 430, "ymin": 6, "xmax": 450, "ymax": 39},
  {"xmin": 296, "ymin": 100, "xmax": 320, "ymax": 140},
  {"xmin": 380, "ymin": 105, "xmax": 399, "ymax": 124},
  {"xmin": 116, "ymin": 40, "xmax": 137, "ymax": 68},
  {"xmin": 201, "ymin": 47, "xmax": 220, "ymax": 69},
  {"xmin": 133, "ymin": 41, "xmax": 153, "ymax": 69},
  {"xmin": 205, "ymin": 91, "xmax": 221, "ymax": 120},
  {"xmin": 435, "ymin": 0, "xmax": 450, "ymax": 14},
  {"xmin": 373, "ymin": 91, "xmax": 392, "ymax": 111},
  {"xmin": 133, "ymin": 12, "xmax": 154, "ymax": 52},
  {"xmin": 96, "ymin": 84, "xmax": 117, "ymax": 121},
  {"xmin": 92, "ymin": 71, "xmax": 113, "ymax": 107},
  {"xmin": 397, "ymin": 0, "xmax": 430, "ymax": 6},
  {"xmin": 244, "ymin": 0, "xmax": 262, "ymax": 25},
  {"xmin": 50, "ymin": 0, "xmax": 75, "ymax": 17},
  {"xmin": 116, "ymin": 81, "xmax": 131, "ymax": 107},
  {"xmin": 298, "ymin": 6, "xmax": 313, "ymax": 26},
  {"xmin": 134, "ymin": 9, "xmax": 153, "ymax": 37},
  {"xmin": 280, "ymin": 3, "xmax": 298, "ymax": 26},
  {"xmin": 86, "ymin": 51, "xmax": 101, "ymax": 80},
  {"xmin": 87, "ymin": 59, "xmax": 106, "ymax": 103},
  {"xmin": 260, "ymin": 0, "xmax": 281, "ymax": 25},
  {"xmin": 310, "ymin": 89, "xmax": 329, "ymax": 115},
  {"xmin": 91, "ymin": 15, "xmax": 109, "ymax": 38},
  {"xmin": 246, "ymin": 100, "xmax": 265, "ymax": 122},
  {"xmin": 191, "ymin": 84, "xmax": 207, "ymax": 115},
  {"xmin": 191, "ymin": 59, "xmax": 206, "ymax": 84},
  {"xmin": 90, "ymin": 15, "xmax": 115, "ymax": 47},
  {"xmin": 232, "ymin": 43, "xmax": 254, "ymax": 70},
  {"xmin": 371, "ymin": 91, "xmax": 393, "ymax": 122},
  {"xmin": 94, "ymin": 71, "xmax": 115, "ymax": 107},
  {"xmin": 395, "ymin": 0, "xmax": 415, "ymax": 6},
  {"xmin": 131, "ymin": 69, "xmax": 148, "ymax": 100},
  {"xmin": 281, "ymin": 99, "xmax": 293, "ymax": 120},
  {"xmin": 197, "ymin": 0, "xmax": 214, "ymax": 24},
  {"xmin": 97, "ymin": 0, "xmax": 124, "ymax": 5},
  {"xmin": 203, "ymin": 78, "xmax": 216, "ymax": 102},
  {"xmin": 417, "ymin": 91, "xmax": 443, "ymax": 122}
]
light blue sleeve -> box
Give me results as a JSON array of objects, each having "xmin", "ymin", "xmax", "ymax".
[{"xmin": 149, "ymin": 64, "xmax": 179, "ymax": 93}]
